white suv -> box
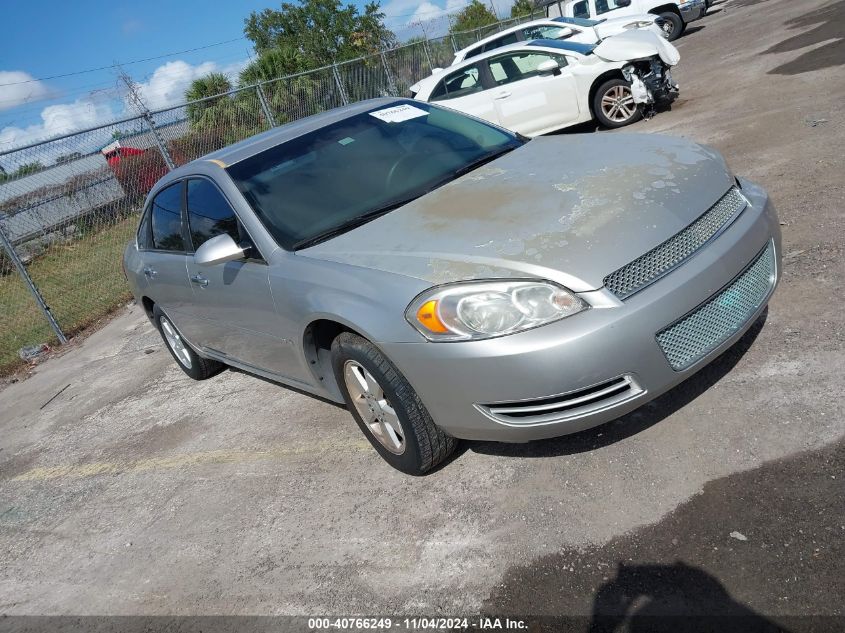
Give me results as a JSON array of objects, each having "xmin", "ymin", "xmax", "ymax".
[{"xmin": 539, "ymin": 0, "xmax": 707, "ymax": 40}]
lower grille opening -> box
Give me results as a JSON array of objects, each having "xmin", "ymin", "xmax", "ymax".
[
  {"xmin": 478, "ymin": 375, "xmax": 643, "ymax": 426},
  {"xmin": 656, "ymin": 242, "xmax": 776, "ymax": 371}
]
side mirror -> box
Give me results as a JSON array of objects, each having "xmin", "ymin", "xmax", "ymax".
[
  {"xmin": 537, "ymin": 59, "xmax": 560, "ymax": 74},
  {"xmin": 616, "ymin": 0, "xmax": 632, "ymax": 6},
  {"xmin": 194, "ymin": 233, "xmax": 245, "ymax": 266}
]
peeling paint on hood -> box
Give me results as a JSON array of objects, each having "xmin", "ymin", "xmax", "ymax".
[{"xmin": 299, "ymin": 133, "xmax": 734, "ymax": 292}]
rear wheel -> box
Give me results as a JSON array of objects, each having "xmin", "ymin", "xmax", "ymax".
[
  {"xmin": 153, "ymin": 305, "xmax": 224, "ymax": 380},
  {"xmin": 331, "ymin": 332, "xmax": 456, "ymax": 475},
  {"xmin": 657, "ymin": 11, "xmax": 684, "ymax": 41},
  {"xmin": 593, "ymin": 79, "xmax": 643, "ymax": 129}
]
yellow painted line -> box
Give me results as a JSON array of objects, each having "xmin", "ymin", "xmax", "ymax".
[
  {"xmin": 11, "ymin": 440, "xmax": 371, "ymax": 482},
  {"xmin": 206, "ymin": 159, "xmax": 227, "ymax": 168}
]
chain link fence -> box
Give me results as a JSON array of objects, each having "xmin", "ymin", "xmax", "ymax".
[{"xmin": 0, "ymin": 14, "xmax": 542, "ymax": 373}]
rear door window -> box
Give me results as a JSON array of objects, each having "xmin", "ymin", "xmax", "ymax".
[
  {"xmin": 150, "ymin": 182, "xmax": 185, "ymax": 252},
  {"xmin": 431, "ymin": 65, "xmax": 485, "ymax": 102}
]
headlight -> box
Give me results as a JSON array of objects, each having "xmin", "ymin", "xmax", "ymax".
[
  {"xmin": 624, "ymin": 20, "xmax": 655, "ymax": 29},
  {"xmin": 406, "ymin": 280, "xmax": 587, "ymax": 341}
]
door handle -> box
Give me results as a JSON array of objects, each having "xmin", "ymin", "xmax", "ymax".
[
  {"xmin": 143, "ymin": 267, "xmax": 157, "ymax": 279},
  {"xmin": 494, "ymin": 91, "xmax": 512, "ymax": 100},
  {"xmin": 190, "ymin": 274, "xmax": 209, "ymax": 288}
]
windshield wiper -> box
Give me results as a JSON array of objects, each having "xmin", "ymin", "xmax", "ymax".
[
  {"xmin": 292, "ymin": 197, "xmax": 418, "ymax": 250},
  {"xmin": 450, "ymin": 145, "xmax": 518, "ymax": 179}
]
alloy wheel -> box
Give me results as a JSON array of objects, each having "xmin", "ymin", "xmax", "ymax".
[
  {"xmin": 343, "ymin": 360, "xmax": 405, "ymax": 455},
  {"xmin": 160, "ymin": 316, "xmax": 192, "ymax": 369},
  {"xmin": 601, "ymin": 86, "xmax": 638, "ymax": 123}
]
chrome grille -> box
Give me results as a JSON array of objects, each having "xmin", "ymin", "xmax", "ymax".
[
  {"xmin": 477, "ymin": 375, "xmax": 643, "ymax": 425},
  {"xmin": 656, "ymin": 243, "xmax": 775, "ymax": 371},
  {"xmin": 604, "ymin": 187, "xmax": 746, "ymax": 299}
]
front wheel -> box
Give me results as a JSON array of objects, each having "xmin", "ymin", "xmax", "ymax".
[
  {"xmin": 153, "ymin": 305, "xmax": 224, "ymax": 380},
  {"xmin": 331, "ymin": 332, "xmax": 456, "ymax": 475},
  {"xmin": 593, "ymin": 79, "xmax": 643, "ymax": 129},
  {"xmin": 657, "ymin": 11, "xmax": 684, "ymax": 41}
]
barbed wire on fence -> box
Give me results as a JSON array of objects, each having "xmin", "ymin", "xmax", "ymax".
[{"xmin": 0, "ymin": 12, "xmax": 544, "ymax": 373}]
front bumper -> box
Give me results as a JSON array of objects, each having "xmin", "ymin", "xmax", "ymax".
[
  {"xmin": 679, "ymin": 0, "xmax": 707, "ymax": 23},
  {"xmin": 380, "ymin": 179, "xmax": 781, "ymax": 442}
]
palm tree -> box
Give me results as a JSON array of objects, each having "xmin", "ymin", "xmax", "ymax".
[{"xmin": 185, "ymin": 73, "xmax": 233, "ymax": 125}]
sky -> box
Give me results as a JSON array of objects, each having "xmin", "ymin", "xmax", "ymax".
[{"xmin": 0, "ymin": 0, "xmax": 511, "ymax": 155}]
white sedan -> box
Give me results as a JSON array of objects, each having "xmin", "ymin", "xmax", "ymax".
[
  {"xmin": 451, "ymin": 15, "xmax": 668, "ymax": 65},
  {"xmin": 411, "ymin": 34, "xmax": 679, "ymax": 136}
]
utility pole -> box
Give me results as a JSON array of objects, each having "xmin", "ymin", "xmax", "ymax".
[{"xmin": 117, "ymin": 67, "xmax": 175, "ymax": 170}]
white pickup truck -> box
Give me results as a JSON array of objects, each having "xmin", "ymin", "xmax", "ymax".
[{"xmin": 538, "ymin": 0, "xmax": 706, "ymax": 40}]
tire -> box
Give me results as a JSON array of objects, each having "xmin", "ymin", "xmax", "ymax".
[
  {"xmin": 153, "ymin": 305, "xmax": 224, "ymax": 380},
  {"xmin": 592, "ymin": 79, "xmax": 643, "ymax": 129},
  {"xmin": 331, "ymin": 332, "xmax": 456, "ymax": 475},
  {"xmin": 658, "ymin": 11, "xmax": 684, "ymax": 41}
]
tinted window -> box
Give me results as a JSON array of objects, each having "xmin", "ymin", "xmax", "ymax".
[
  {"xmin": 482, "ymin": 32, "xmax": 519, "ymax": 53},
  {"xmin": 573, "ymin": 1, "xmax": 590, "ymax": 18},
  {"xmin": 429, "ymin": 80, "xmax": 448, "ymax": 101},
  {"xmin": 596, "ymin": 0, "xmax": 626, "ymax": 14},
  {"xmin": 522, "ymin": 25, "xmax": 574, "ymax": 41},
  {"xmin": 432, "ymin": 65, "xmax": 484, "ymax": 102},
  {"xmin": 150, "ymin": 183, "xmax": 184, "ymax": 251},
  {"xmin": 226, "ymin": 102, "xmax": 521, "ymax": 250},
  {"xmin": 186, "ymin": 179, "xmax": 239, "ymax": 250},
  {"xmin": 488, "ymin": 51, "xmax": 568, "ymax": 86},
  {"xmin": 463, "ymin": 45, "xmax": 483, "ymax": 60},
  {"xmin": 137, "ymin": 206, "xmax": 152, "ymax": 249}
]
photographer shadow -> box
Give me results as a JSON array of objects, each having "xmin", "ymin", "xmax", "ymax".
[{"xmin": 589, "ymin": 561, "xmax": 787, "ymax": 633}]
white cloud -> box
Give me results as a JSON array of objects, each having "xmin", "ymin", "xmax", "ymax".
[
  {"xmin": 131, "ymin": 60, "xmax": 218, "ymax": 111},
  {"xmin": 0, "ymin": 71, "xmax": 53, "ymax": 112},
  {"xmin": 0, "ymin": 96, "xmax": 117, "ymax": 150},
  {"xmin": 128, "ymin": 59, "xmax": 251, "ymax": 112}
]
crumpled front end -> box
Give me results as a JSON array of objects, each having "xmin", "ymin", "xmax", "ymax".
[
  {"xmin": 593, "ymin": 29, "xmax": 680, "ymax": 111},
  {"xmin": 623, "ymin": 59, "xmax": 680, "ymax": 110}
]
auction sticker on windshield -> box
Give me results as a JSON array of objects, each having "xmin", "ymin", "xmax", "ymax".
[{"xmin": 369, "ymin": 104, "xmax": 428, "ymax": 123}]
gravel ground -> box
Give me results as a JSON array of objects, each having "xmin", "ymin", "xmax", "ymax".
[{"xmin": 0, "ymin": 0, "xmax": 843, "ymax": 629}]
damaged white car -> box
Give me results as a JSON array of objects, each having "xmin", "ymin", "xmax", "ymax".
[
  {"xmin": 451, "ymin": 15, "xmax": 669, "ymax": 65},
  {"xmin": 411, "ymin": 31, "xmax": 679, "ymax": 135}
]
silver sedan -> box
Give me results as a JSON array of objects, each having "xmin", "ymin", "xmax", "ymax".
[{"xmin": 123, "ymin": 98, "xmax": 781, "ymax": 474}]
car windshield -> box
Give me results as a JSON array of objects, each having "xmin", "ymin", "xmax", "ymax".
[{"xmin": 226, "ymin": 101, "xmax": 522, "ymax": 250}]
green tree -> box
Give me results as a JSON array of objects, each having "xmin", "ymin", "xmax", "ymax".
[
  {"xmin": 451, "ymin": 0, "xmax": 498, "ymax": 32},
  {"xmin": 238, "ymin": 47, "xmax": 306, "ymax": 85},
  {"xmin": 186, "ymin": 72, "xmax": 232, "ymax": 102},
  {"xmin": 0, "ymin": 161, "xmax": 44, "ymax": 183},
  {"xmin": 244, "ymin": 0, "xmax": 397, "ymax": 69},
  {"xmin": 185, "ymin": 72, "xmax": 234, "ymax": 126},
  {"xmin": 510, "ymin": 0, "xmax": 535, "ymax": 18}
]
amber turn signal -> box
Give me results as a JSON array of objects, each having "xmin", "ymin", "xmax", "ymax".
[{"xmin": 415, "ymin": 299, "xmax": 449, "ymax": 333}]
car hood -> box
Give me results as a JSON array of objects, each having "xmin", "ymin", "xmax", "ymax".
[
  {"xmin": 594, "ymin": 29, "xmax": 680, "ymax": 66},
  {"xmin": 592, "ymin": 13, "xmax": 658, "ymax": 38},
  {"xmin": 300, "ymin": 133, "xmax": 734, "ymax": 293}
]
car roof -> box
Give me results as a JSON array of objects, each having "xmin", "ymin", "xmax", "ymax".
[{"xmin": 170, "ymin": 97, "xmax": 402, "ymax": 173}]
